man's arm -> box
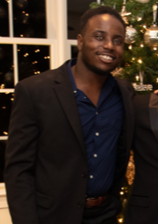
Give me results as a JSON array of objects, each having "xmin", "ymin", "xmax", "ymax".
[
  {"xmin": 110, "ymin": 81, "xmax": 135, "ymax": 198},
  {"xmin": 4, "ymin": 81, "xmax": 40, "ymax": 224}
]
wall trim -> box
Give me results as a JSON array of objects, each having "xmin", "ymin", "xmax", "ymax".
[{"xmin": 0, "ymin": 183, "xmax": 8, "ymax": 209}]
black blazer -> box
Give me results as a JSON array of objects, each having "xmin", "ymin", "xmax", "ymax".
[
  {"xmin": 124, "ymin": 94, "xmax": 158, "ymax": 224},
  {"xmin": 4, "ymin": 61, "xmax": 134, "ymax": 224}
]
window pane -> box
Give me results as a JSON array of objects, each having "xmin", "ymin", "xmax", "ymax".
[
  {"xmin": 0, "ymin": 140, "xmax": 7, "ymax": 183},
  {"xmin": 0, "ymin": 0, "xmax": 9, "ymax": 37},
  {"xmin": 13, "ymin": 0, "xmax": 46, "ymax": 38},
  {"xmin": 17, "ymin": 45, "xmax": 50, "ymax": 81},
  {"xmin": 0, "ymin": 44, "xmax": 14, "ymax": 89},
  {"xmin": 67, "ymin": 0, "xmax": 92, "ymax": 39},
  {"xmin": 0, "ymin": 93, "xmax": 13, "ymax": 136}
]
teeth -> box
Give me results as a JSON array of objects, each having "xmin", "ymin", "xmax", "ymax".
[{"xmin": 100, "ymin": 55, "xmax": 113, "ymax": 60}]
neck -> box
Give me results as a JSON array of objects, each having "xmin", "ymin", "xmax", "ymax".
[{"xmin": 71, "ymin": 57, "xmax": 108, "ymax": 91}]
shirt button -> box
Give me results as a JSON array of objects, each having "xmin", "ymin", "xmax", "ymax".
[
  {"xmin": 95, "ymin": 132, "xmax": 99, "ymax": 136},
  {"xmin": 73, "ymin": 90, "xmax": 77, "ymax": 93},
  {"xmin": 90, "ymin": 175, "xmax": 93, "ymax": 179},
  {"xmin": 84, "ymin": 96, "xmax": 86, "ymax": 99},
  {"xmin": 94, "ymin": 154, "xmax": 97, "ymax": 157},
  {"xmin": 96, "ymin": 112, "xmax": 98, "ymax": 115}
]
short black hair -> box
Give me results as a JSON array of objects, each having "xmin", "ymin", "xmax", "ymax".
[{"xmin": 80, "ymin": 6, "xmax": 126, "ymax": 35}]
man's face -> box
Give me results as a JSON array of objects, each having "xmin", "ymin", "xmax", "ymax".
[{"xmin": 77, "ymin": 14, "xmax": 125, "ymax": 75}]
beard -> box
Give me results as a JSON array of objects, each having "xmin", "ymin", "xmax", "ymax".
[
  {"xmin": 81, "ymin": 51, "xmax": 113, "ymax": 76},
  {"xmin": 83, "ymin": 59, "xmax": 110, "ymax": 76}
]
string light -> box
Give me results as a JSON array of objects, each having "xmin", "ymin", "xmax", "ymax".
[
  {"xmin": 44, "ymin": 56, "xmax": 50, "ymax": 59},
  {"xmin": 10, "ymin": 98, "xmax": 14, "ymax": 101},
  {"xmin": 32, "ymin": 61, "xmax": 38, "ymax": 64},
  {"xmin": 2, "ymin": 106, "xmax": 6, "ymax": 109},
  {"xmin": 24, "ymin": 53, "xmax": 29, "ymax": 57},
  {"xmin": 143, "ymin": 24, "xmax": 147, "ymax": 29},
  {"xmin": 3, "ymin": 131, "xmax": 8, "ymax": 135},
  {"xmin": 138, "ymin": 59, "xmax": 142, "ymax": 63},
  {"xmin": 120, "ymin": 191, "xmax": 124, "ymax": 195},
  {"xmin": 0, "ymin": 84, "xmax": 5, "ymax": 89},
  {"xmin": 153, "ymin": 47, "xmax": 157, "ymax": 50},
  {"xmin": 25, "ymin": 13, "xmax": 29, "ymax": 16},
  {"xmin": 156, "ymin": 77, "xmax": 158, "ymax": 83},
  {"xmin": 137, "ymin": 17, "xmax": 142, "ymax": 21},
  {"xmin": 20, "ymin": 34, "xmax": 24, "ymax": 37},
  {"xmin": 118, "ymin": 218, "xmax": 123, "ymax": 223},
  {"xmin": 135, "ymin": 75, "xmax": 139, "ymax": 81},
  {"xmin": 128, "ymin": 45, "xmax": 132, "ymax": 50},
  {"xmin": 140, "ymin": 43, "xmax": 144, "ymax": 47},
  {"xmin": 34, "ymin": 71, "xmax": 40, "ymax": 74},
  {"xmin": 35, "ymin": 49, "xmax": 40, "ymax": 53},
  {"xmin": 132, "ymin": 57, "xmax": 135, "ymax": 61}
]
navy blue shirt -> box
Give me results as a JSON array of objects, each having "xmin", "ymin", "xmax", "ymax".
[{"xmin": 67, "ymin": 59, "xmax": 124, "ymax": 197}]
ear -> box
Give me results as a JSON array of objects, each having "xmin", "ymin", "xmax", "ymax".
[{"xmin": 77, "ymin": 34, "xmax": 83, "ymax": 51}]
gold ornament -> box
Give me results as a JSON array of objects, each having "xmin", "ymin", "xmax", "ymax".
[
  {"xmin": 111, "ymin": 67, "xmax": 123, "ymax": 76},
  {"xmin": 125, "ymin": 25, "xmax": 137, "ymax": 44},
  {"xmin": 144, "ymin": 4, "xmax": 158, "ymax": 46},
  {"xmin": 120, "ymin": 0, "xmax": 131, "ymax": 17},
  {"xmin": 125, "ymin": 150, "xmax": 135, "ymax": 186},
  {"xmin": 144, "ymin": 24, "xmax": 158, "ymax": 46},
  {"xmin": 122, "ymin": 16, "xmax": 129, "ymax": 24}
]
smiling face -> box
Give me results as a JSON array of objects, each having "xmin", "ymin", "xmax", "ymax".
[{"xmin": 77, "ymin": 14, "xmax": 125, "ymax": 75}]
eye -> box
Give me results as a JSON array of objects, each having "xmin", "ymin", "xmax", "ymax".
[
  {"xmin": 95, "ymin": 35, "xmax": 103, "ymax": 41},
  {"xmin": 113, "ymin": 38, "xmax": 124, "ymax": 45}
]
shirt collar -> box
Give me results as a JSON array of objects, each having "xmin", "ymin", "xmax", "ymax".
[{"xmin": 67, "ymin": 58, "xmax": 77, "ymax": 91}]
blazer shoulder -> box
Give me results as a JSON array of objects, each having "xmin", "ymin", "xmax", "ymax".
[
  {"xmin": 17, "ymin": 62, "xmax": 68, "ymax": 89},
  {"xmin": 115, "ymin": 77, "xmax": 135, "ymax": 93}
]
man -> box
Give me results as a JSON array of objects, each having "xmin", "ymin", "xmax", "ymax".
[
  {"xmin": 4, "ymin": 6, "xmax": 134, "ymax": 224},
  {"xmin": 124, "ymin": 93, "xmax": 158, "ymax": 224}
]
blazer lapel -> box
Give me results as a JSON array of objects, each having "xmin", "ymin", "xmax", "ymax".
[
  {"xmin": 115, "ymin": 78, "xmax": 134, "ymax": 151},
  {"xmin": 149, "ymin": 93, "xmax": 158, "ymax": 142},
  {"xmin": 52, "ymin": 64, "xmax": 86, "ymax": 156}
]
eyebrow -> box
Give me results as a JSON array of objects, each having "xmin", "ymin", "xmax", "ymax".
[{"xmin": 93, "ymin": 30, "xmax": 124, "ymax": 39}]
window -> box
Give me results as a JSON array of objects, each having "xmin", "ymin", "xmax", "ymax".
[
  {"xmin": 0, "ymin": 0, "xmax": 93, "ymax": 184},
  {"xmin": 0, "ymin": 0, "xmax": 68, "ymax": 183}
]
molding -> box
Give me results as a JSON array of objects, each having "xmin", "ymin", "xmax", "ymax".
[{"xmin": 0, "ymin": 183, "xmax": 8, "ymax": 209}]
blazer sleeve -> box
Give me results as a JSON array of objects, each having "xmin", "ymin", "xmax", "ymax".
[{"xmin": 4, "ymin": 81, "xmax": 40, "ymax": 224}]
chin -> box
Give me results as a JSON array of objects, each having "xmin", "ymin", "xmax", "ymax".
[
  {"xmin": 84, "ymin": 58, "xmax": 116, "ymax": 75},
  {"xmin": 90, "ymin": 65, "xmax": 112, "ymax": 76}
]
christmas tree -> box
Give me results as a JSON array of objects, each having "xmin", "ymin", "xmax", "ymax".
[{"xmin": 90, "ymin": 0, "xmax": 158, "ymax": 92}]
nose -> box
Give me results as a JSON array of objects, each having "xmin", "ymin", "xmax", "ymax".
[{"xmin": 103, "ymin": 38, "xmax": 114, "ymax": 50}]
